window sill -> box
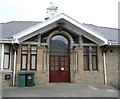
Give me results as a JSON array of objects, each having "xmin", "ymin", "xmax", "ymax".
[{"xmin": 0, "ymin": 70, "xmax": 12, "ymax": 73}]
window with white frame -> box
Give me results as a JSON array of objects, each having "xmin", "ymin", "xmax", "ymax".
[
  {"xmin": 91, "ymin": 47, "xmax": 98, "ymax": 70},
  {"xmin": 3, "ymin": 44, "xmax": 10, "ymax": 69},
  {"xmin": 30, "ymin": 46, "xmax": 37, "ymax": 70},
  {"xmin": 83, "ymin": 46, "xmax": 98, "ymax": 71},
  {"xmin": 83, "ymin": 46, "xmax": 89, "ymax": 71},
  {"xmin": 21, "ymin": 46, "xmax": 28, "ymax": 70}
]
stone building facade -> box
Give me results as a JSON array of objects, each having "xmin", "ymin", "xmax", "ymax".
[{"xmin": 0, "ymin": 13, "xmax": 119, "ymax": 87}]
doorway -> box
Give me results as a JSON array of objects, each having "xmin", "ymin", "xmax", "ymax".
[{"xmin": 49, "ymin": 35, "xmax": 70, "ymax": 82}]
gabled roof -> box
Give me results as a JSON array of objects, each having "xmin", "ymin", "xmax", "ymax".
[
  {"xmin": 10, "ymin": 13, "xmax": 108, "ymax": 45},
  {"xmin": 1, "ymin": 13, "xmax": 116, "ymax": 45}
]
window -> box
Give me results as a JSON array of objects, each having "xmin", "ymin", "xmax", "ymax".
[
  {"xmin": 83, "ymin": 46, "xmax": 89, "ymax": 70},
  {"xmin": 3, "ymin": 44, "xmax": 10, "ymax": 69},
  {"xmin": 30, "ymin": 46, "xmax": 37, "ymax": 70},
  {"xmin": 91, "ymin": 47, "xmax": 98, "ymax": 70},
  {"xmin": 21, "ymin": 46, "xmax": 28, "ymax": 70}
]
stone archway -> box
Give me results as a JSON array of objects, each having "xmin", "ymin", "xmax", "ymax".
[
  {"xmin": 47, "ymin": 30, "xmax": 74, "ymax": 48},
  {"xmin": 49, "ymin": 34, "xmax": 71, "ymax": 82}
]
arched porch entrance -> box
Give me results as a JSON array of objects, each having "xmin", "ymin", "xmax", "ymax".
[{"xmin": 49, "ymin": 35, "xmax": 70, "ymax": 82}]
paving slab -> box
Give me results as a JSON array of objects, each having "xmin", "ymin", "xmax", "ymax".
[{"xmin": 2, "ymin": 83, "xmax": 119, "ymax": 97}]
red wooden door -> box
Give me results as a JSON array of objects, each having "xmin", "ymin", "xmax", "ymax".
[
  {"xmin": 49, "ymin": 35, "xmax": 70, "ymax": 82},
  {"xmin": 49, "ymin": 55, "xmax": 70, "ymax": 82}
]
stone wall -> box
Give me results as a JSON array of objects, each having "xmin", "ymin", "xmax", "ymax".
[
  {"xmin": 106, "ymin": 46, "xmax": 118, "ymax": 86},
  {"xmin": 72, "ymin": 48, "xmax": 105, "ymax": 85},
  {"xmin": 15, "ymin": 46, "xmax": 49, "ymax": 86},
  {"xmin": 2, "ymin": 71, "xmax": 13, "ymax": 87},
  {"xmin": 1, "ymin": 45, "xmax": 14, "ymax": 88},
  {"xmin": 2, "ymin": 45, "xmax": 118, "ymax": 87}
]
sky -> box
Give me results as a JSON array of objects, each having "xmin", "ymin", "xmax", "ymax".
[{"xmin": 0, "ymin": 0, "xmax": 119, "ymax": 28}]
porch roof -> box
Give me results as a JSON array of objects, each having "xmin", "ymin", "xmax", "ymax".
[{"xmin": 0, "ymin": 13, "xmax": 118, "ymax": 45}]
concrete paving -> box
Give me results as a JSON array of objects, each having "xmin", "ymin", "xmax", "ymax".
[{"xmin": 2, "ymin": 83, "xmax": 119, "ymax": 97}]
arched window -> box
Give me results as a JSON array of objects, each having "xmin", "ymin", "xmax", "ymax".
[{"xmin": 50, "ymin": 35, "xmax": 70, "ymax": 55}]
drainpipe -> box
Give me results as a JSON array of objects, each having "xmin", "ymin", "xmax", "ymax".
[
  {"xmin": 13, "ymin": 50, "xmax": 16, "ymax": 86},
  {"xmin": 103, "ymin": 41, "xmax": 111, "ymax": 84},
  {"xmin": 12, "ymin": 40, "xmax": 17, "ymax": 86},
  {"xmin": 103, "ymin": 52, "xmax": 107, "ymax": 84}
]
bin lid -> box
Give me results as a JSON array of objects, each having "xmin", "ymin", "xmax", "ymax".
[
  {"xmin": 18, "ymin": 72, "xmax": 34, "ymax": 75},
  {"xmin": 26, "ymin": 72, "xmax": 34, "ymax": 74}
]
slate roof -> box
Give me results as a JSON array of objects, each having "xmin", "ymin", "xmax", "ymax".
[
  {"xmin": 1, "ymin": 21, "xmax": 40, "ymax": 39},
  {"xmin": 83, "ymin": 24, "xmax": 118, "ymax": 43},
  {"xmin": 0, "ymin": 21, "xmax": 119, "ymax": 43}
]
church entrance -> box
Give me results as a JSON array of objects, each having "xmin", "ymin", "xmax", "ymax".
[{"xmin": 49, "ymin": 35, "xmax": 70, "ymax": 82}]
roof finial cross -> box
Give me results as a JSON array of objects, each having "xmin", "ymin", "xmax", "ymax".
[{"xmin": 47, "ymin": 2, "xmax": 58, "ymax": 19}]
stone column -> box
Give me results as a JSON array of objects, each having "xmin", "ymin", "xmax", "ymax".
[
  {"xmin": 27, "ymin": 45, "xmax": 30, "ymax": 71},
  {"xmin": 46, "ymin": 50, "xmax": 49, "ymax": 71},
  {"xmin": 37, "ymin": 47, "xmax": 43, "ymax": 71},
  {"xmin": 17, "ymin": 47, "xmax": 21, "ymax": 71},
  {"xmin": 77, "ymin": 48, "xmax": 83, "ymax": 71},
  {"xmin": 89, "ymin": 46, "xmax": 92, "ymax": 71}
]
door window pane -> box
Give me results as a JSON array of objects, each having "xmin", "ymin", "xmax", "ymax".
[
  {"xmin": 51, "ymin": 67, "xmax": 54, "ymax": 70},
  {"xmin": 55, "ymin": 57, "xmax": 58, "ymax": 61},
  {"xmin": 51, "ymin": 57, "xmax": 54, "ymax": 61},
  {"xmin": 65, "ymin": 57, "xmax": 68, "ymax": 61},
  {"xmin": 61, "ymin": 57, "xmax": 64, "ymax": 61},
  {"xmin": 65, "ymin": 62, "xmax": 68, "ymax": 66},
  {"xmin": 55, "ymin": 62, "xmax": 58, "ymax": 65},
  {"xmin": 55, "ymin": 66, "xmax": 58, "ymax": 70},
  {"xmin": 61, "ymin": 62, "xmax": 64, "ymax": 66},
  {"xmin": 65, "ymin": 67, "xmax": 68, "ymax": 70},
  {"xmin": 51, "ymin": 62, "xmax": 54, "ymax": 66}
]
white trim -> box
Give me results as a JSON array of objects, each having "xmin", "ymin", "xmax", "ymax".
[
  {"xmin": 1, "ymin": 44, "xmax": 4, "ymax": 70},
  {"xmin": 0, "ymin": 39, "xmax": 12, "ymax": 44},
  {"xmin": 12, "ymin": 13, "xmax": 108, "ymax": 45},
  {"xmin": 21, "ymin": 42, "xmax": 38, "ymax": 45}
]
